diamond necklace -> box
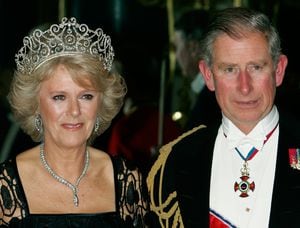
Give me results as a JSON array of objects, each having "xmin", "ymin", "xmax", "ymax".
[{"xmin": 39, "ymin": 143, "xmax": 90, "ymax": 207}]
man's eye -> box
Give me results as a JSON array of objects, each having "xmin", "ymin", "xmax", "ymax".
[
  {"xmin": 223, "ymin": 67, "xmax": 238, "ymax": 74},
  {"xmin": 248, "ymin": 65, "xmax": 263, "ymax": 72},
  {"xmin": 224, "ymin": 67, "xmax": 233, "ymax": 73},
  {"xmin": 53, "ymin": 95, "xmax": 65, "ymax": 101}
]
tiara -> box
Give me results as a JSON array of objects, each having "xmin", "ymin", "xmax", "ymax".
[{"xmin": 15, "ymin": 17, "xmax": 114, "ymax": 74}]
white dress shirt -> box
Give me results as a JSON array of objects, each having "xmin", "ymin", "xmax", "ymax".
[{"xmin": 210, "ymin": 106, "xmax": 279, "ymax": 228}]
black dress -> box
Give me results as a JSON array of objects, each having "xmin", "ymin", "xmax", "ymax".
[{"xmin": 0, "ymin": 156, "xmax": 149, "ymax": 227}]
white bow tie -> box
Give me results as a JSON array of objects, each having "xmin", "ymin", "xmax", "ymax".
[{"xmin": 226, "ymin": 134, "xmax": 266, "ymax": 151}]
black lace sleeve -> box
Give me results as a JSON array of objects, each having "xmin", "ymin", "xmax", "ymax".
[
  {"xmin": 0, "ymin": 159, "xmax": 28, "ymax": 227},
  {"xmin": 113, "ymin": 156, "xmax": 150, "ymax": 227}
]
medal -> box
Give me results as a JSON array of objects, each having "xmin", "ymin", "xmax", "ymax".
[
  {"xmin": 234, "ymin": 162, "xmax": 255, "ymax": 197},
  {"xmin": 289, "ymin": 148, "xmax": 300, "ymax": 170},
  {"xmin": 233, "ymin": 123, "xmax": 278, "ymax": 198}
]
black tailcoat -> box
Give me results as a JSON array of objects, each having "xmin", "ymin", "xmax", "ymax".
[{"xmin": 147, "ymin": 110, "xmax": 300, "ymax": 228}]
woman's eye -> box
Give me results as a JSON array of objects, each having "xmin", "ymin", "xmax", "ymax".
[
  {"xmin": 53, "ymin": 95, "xmax": 65, "ymax": 101},
  {"xmin": 82, "ymin": 94, "xmax": 94, "ymax": 100}
]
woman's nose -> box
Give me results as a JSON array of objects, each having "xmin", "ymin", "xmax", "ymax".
[{"xmin": 69, "ymin": 99, "xmax": 81, "ymax": 117}]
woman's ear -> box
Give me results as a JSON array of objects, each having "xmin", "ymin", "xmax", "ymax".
[{"xmin": 199, "ymin": 60, "xmax": 215, "ymax": 91}]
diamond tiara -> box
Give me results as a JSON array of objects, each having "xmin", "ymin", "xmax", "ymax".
[{"xmin": 15, "ymin": 17, "xmax": 114, "ymax": 74}]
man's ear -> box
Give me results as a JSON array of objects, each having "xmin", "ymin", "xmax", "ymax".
[
  {"xmin": 275, "ymin": 54, "xmax": 288, "ymax": 87},
  {"xmin": 199, "ymin": 60, "xmax": 215, "ymax": 91}
]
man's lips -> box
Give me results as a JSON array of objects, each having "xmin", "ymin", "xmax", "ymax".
[{"xmin": 235, "ymin": 99, "xmax": 259, "ymax": 108}]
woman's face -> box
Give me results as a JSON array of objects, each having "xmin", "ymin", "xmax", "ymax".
[{"xmin": 38, "ymin": 64, "xmax": 100, "ymax": 148}]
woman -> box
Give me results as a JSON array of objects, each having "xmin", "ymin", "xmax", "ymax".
[{"xmin": 0, "ymin": 17, "xmax": 149, "ymax": 227}]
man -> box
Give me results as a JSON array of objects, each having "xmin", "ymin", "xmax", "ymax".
[
  {"xmin": 147, "ymin": 7, "xmax": 300, "ymax": 227},
  {"xmin": 174, "ymin": 9, "xmax": 221, "ymax": 130}
]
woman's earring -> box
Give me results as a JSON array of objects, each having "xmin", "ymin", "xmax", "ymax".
[
  {"xmin": 35, "ymin": 114, "xmax": 42, "ymax": 132},
  {"xmin": 94, "ymin": 117, "xmax": 100, "ymax": 134}
]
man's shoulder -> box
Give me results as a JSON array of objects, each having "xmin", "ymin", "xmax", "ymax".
[
  {"xmin": 156, "ymin": 125, "xmax": 206, "ymax": 164},
  {"xmin": 146, "ymin": 124, "xmax": 213, "ymax": 197},
  {"xmin": 146, "ymin": 124, "xmax": 207, "ymax": 227},
  {"xmin": 148, "ymin": 123, "xmax": 218, "ymax": 177},
  {"xmin": 278, "ymin": 113, "xmax": 300, "ymax": 151}
]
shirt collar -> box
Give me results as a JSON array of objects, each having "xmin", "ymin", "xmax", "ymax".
[{"xmin": 222, "ymin": 106, "xmax": 279, "ymax": 149}]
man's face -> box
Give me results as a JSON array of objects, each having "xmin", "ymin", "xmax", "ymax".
[{"xmin": 200, "ymin": 32, "xmax": 287, "ymax": 133}]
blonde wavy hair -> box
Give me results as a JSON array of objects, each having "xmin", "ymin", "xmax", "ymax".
[{"xmin": 7, "ymin": 54, "xmax": 127, "ymax": 144}]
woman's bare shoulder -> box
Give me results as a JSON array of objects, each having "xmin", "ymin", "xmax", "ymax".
[{"xmin": 16, "ymin": 146, "xmax": 40, "ymax": 167}]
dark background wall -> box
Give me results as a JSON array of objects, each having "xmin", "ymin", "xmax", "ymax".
[
  {"xmin": 1, "ymin": 0, "xmax": 299, "ymax": 88},
  {"xmin": 0, "ymin": 0, "xmax": 299, "ymax": 154}
]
